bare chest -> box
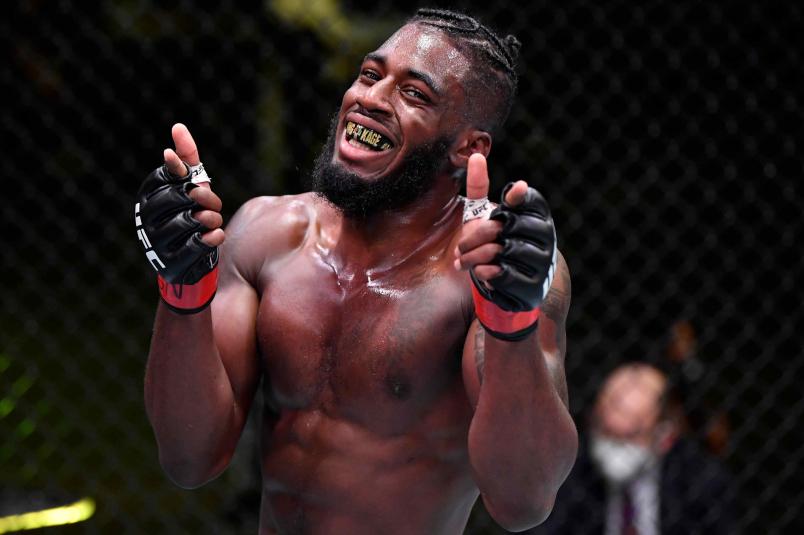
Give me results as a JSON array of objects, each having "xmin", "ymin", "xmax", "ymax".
[{"xmin": 256, "ymin": 252, "xmax": 471, "ymax": 434}]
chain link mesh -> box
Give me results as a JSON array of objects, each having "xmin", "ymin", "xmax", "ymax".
[{"xmin": 1, "ymin": 0, "xmax": 801, "ymax": 533}]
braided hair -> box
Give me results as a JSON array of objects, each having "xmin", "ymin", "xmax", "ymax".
[{"xmin": 408, "ymin": 8, "xmax": 521, "ymax": 135}]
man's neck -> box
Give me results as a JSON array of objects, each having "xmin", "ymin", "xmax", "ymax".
[{"xmin": 330, "ymin": 178, "xmax": 462, "ymax": 275}]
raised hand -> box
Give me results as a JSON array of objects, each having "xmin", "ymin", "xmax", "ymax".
[
  {"xmin": 164, "ymin": 123, "xmax": 224, "ymax": 247},
  {"xmin": 455, "ymin": 153, "xmax": 557, "ymax": 341},
  {"xmin": 454, "ymin": 153, "xmax": 529, "ymax": 281},
  {"xmin": 135, "ymin": 124, "xmax": 223, "ymax": 313}
]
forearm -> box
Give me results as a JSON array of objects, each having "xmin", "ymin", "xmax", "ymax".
[
  {"xmin": 144, "ymin": 304, "xmax": 244, "ymax": 487},
  {"xmin": 468, "ymin": 332, "xmax": 578, "ymax": 530}
]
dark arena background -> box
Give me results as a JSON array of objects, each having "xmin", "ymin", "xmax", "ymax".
[{"xmin": 1, "ymin": 1, "xmax": 801, "ymax": 533}]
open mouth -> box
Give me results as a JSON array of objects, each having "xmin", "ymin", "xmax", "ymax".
[{"xmin": 345, "ymin": 121, "xmax": 394, "ymax": 151}]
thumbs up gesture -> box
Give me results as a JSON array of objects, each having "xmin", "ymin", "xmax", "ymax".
[
  {"xmin": 454, "ymin": 153, "xmax": 530, "ymax": 281},
  {"xmin": 135, "ymin": 124, "xmax": 224, "ymax": 313},
  {"xmin": 164, "ymin": 124, "xmax": 224, "ymax": 247},
  {"xmin": 455, "ymin": 154, "xmax": 557, "ymax": 341}
]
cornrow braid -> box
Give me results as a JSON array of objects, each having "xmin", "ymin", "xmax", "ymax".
[
  {"xmin": 412, "ymin": 8, "xmax": 520, "ymax": 84},
  {"xmin": 408, "ymin": 8, "xmax": 521, "ymax": 134}
]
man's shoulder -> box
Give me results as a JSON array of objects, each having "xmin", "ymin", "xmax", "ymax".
[
  {"xmin": 231, "ymin": 192, "xmax": 314, "ymax": 224},
  {"xmin": 222, "ymin": 192, "xmax": 332, "ymax": 261},
  {"xmin": 227, "ymin": 192, "xmax": 325, "ymax": 238}
]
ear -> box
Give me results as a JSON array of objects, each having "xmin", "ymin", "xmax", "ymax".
[{"xmin": 449, "ymin": 129, "xmax": 492, "ymax": 169}]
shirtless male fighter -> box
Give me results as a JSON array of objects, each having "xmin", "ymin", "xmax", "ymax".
[{"xmin": 137, "ymin": 8, "xmax": 577, "ymax": 534}]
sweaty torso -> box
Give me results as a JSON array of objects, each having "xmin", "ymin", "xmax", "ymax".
[{"xmin": 243, "ymin": 194, "xmax": 478, "ymax": 534}]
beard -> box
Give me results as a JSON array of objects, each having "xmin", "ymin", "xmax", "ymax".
[{"xmin": 312, "ymin": 114, "xmax": 452, "ymax": 219}]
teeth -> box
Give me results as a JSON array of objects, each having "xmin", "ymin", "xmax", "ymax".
[
  {"xmin": 345, "ymin": 121, "xmax": 392, "ymax": 151},
  {"xmin": 349, "ymin": 137, "xmax": 371, "ymax": 150}
]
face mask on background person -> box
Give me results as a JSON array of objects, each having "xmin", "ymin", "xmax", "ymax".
[{"xmin": 589, "ymin": 434, "xmax": 658, "ymax": 485}]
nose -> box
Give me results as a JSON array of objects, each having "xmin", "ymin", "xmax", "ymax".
[{"xmin": 356, "ymin": 78, "xmax": 394, "ymax": 117}]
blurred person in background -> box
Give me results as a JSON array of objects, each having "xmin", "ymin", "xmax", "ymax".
[
  {"xmin": 664, "ymin": 320, "xmax": 731, "ymax": 458},
  {"xmin": 530, "ymin": 362, "xmax": 735, "ymax": 535}
]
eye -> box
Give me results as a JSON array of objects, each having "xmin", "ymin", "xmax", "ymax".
[
  {"xmin": 402, "ymin": 86, "xmax": 430, "ymax": 103},
  {"xmin": 360, "ymin": 69, "xmax": 381, "ymax": 81}
]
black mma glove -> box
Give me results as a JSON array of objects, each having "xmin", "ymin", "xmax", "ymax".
[
  {"xmin": 471, "ymin": 182, "xmax": 557, "ymax": 341},
  {"xmin": 135, "ymin": 164, "xmax": 218, "ymax": 314}
]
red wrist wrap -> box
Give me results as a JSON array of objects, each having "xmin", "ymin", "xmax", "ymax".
[
  {"xmin": 471, "ymin": 284, "xmax": 540, "ymax": 341},
  {"xmin": 158, "ymin": 267, "xmax": 218, "ymax": 314}
]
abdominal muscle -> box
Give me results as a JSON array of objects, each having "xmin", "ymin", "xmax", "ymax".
[{"xmin": 258, "ymin": 406, "xmax": 478, "ymax": 535}]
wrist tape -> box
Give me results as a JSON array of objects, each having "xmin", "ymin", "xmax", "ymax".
[
  {"xmin": 471, "ymin": 279, "xmax": 541, "ymax": 341},
  {"xmin": 158, "ymin": 266, "xmax": 218, "ymax": 314},
  {"xmin": 469, "ymin": 182, "xmax": 557, "ymax": 341}
]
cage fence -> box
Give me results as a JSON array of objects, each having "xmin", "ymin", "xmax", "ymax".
[{"xmin": 1, "ymin": 0, "xmax": 801, "ymax": 533}]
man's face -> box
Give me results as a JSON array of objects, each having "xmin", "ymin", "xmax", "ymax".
[
  {"xmin": 592, "ymin": 367, "xmax": 666, "ymax": 448},
  {"xmin": 588, "ymin": 366, "xmax": 669, "ymax": 484},
  {"xmin": 331, "ymin": 23, "xmax": 472, "ymax": 181},
  {"xmin": 312, "ymin": 114, "xmax": 450, "ymax": 219}
]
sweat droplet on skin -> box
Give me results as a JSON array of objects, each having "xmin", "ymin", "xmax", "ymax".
[{"xmin": 416, "ymin": 33, "xmax": 437, "ymax": 56}]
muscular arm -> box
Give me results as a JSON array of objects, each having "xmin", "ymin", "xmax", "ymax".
[
  {"xmin": 462, "ymin": 252, "xmax": 577, "ymax": 531},
  {"xmin": 144, "ymin": 197, "xmax": 303, "ymax": 488},
  {"xmin": 144, "ymin": 199, "xmax": 263, "ymax": 488}
]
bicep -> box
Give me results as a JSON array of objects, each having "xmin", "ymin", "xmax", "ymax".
[
  {"xmin": 210, "ymin": 254, "xmax": 261, "ymax": 416},
  {"xmin": 208, "ymin": 195, "xmax": 302, "ymax": 412}
]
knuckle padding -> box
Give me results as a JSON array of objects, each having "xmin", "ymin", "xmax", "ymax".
[
  {"xmin": 498, "ymin": 239, "xmax": 551, "ymax": 276},
  {"xmin": 162, "ymin": 212, "xmax": 206, "ymax": 253},
  {"xmin": 493, "ymin": 211, "xmax": 553, "ymax": 246},
  {"xmin": 142, "ymin": 186, "xmax": 200, "ymax": 225},
  {"xmin": 141, "ymin": 190, "xmax": 205, "ymax": 248},
  {"xmin": 137, "ymin": 165, "xmax": 218, "ymax": 285},
  {"xmin": 474, "ymin": 183, "xmax": 557, "ymax": 312}
]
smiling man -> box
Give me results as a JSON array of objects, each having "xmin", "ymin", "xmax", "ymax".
[{"xmin": 137, "ymin": 8, "xmax": 577, "ymax": 534}]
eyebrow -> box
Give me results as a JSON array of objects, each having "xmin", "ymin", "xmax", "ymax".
[{"xmin": 363, "ymin": 53, "xmax": 442, "ymax": 97}]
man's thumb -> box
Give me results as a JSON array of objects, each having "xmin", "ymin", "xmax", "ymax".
[
  {"xmin": 169, "ymin": 123, "xmax": 213, "ymax": 189},
  {"xmin": 172, "ymin": 123, "xmax": 200, "ymax": 166},
  {"xmin": 466, "ymin": 153, "xmax": 490, "ymax": 200}
]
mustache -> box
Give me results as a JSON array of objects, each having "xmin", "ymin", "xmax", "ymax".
[{"xmin": 349, "ymin": 105, "xmax": 396, "ymax": 138}]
